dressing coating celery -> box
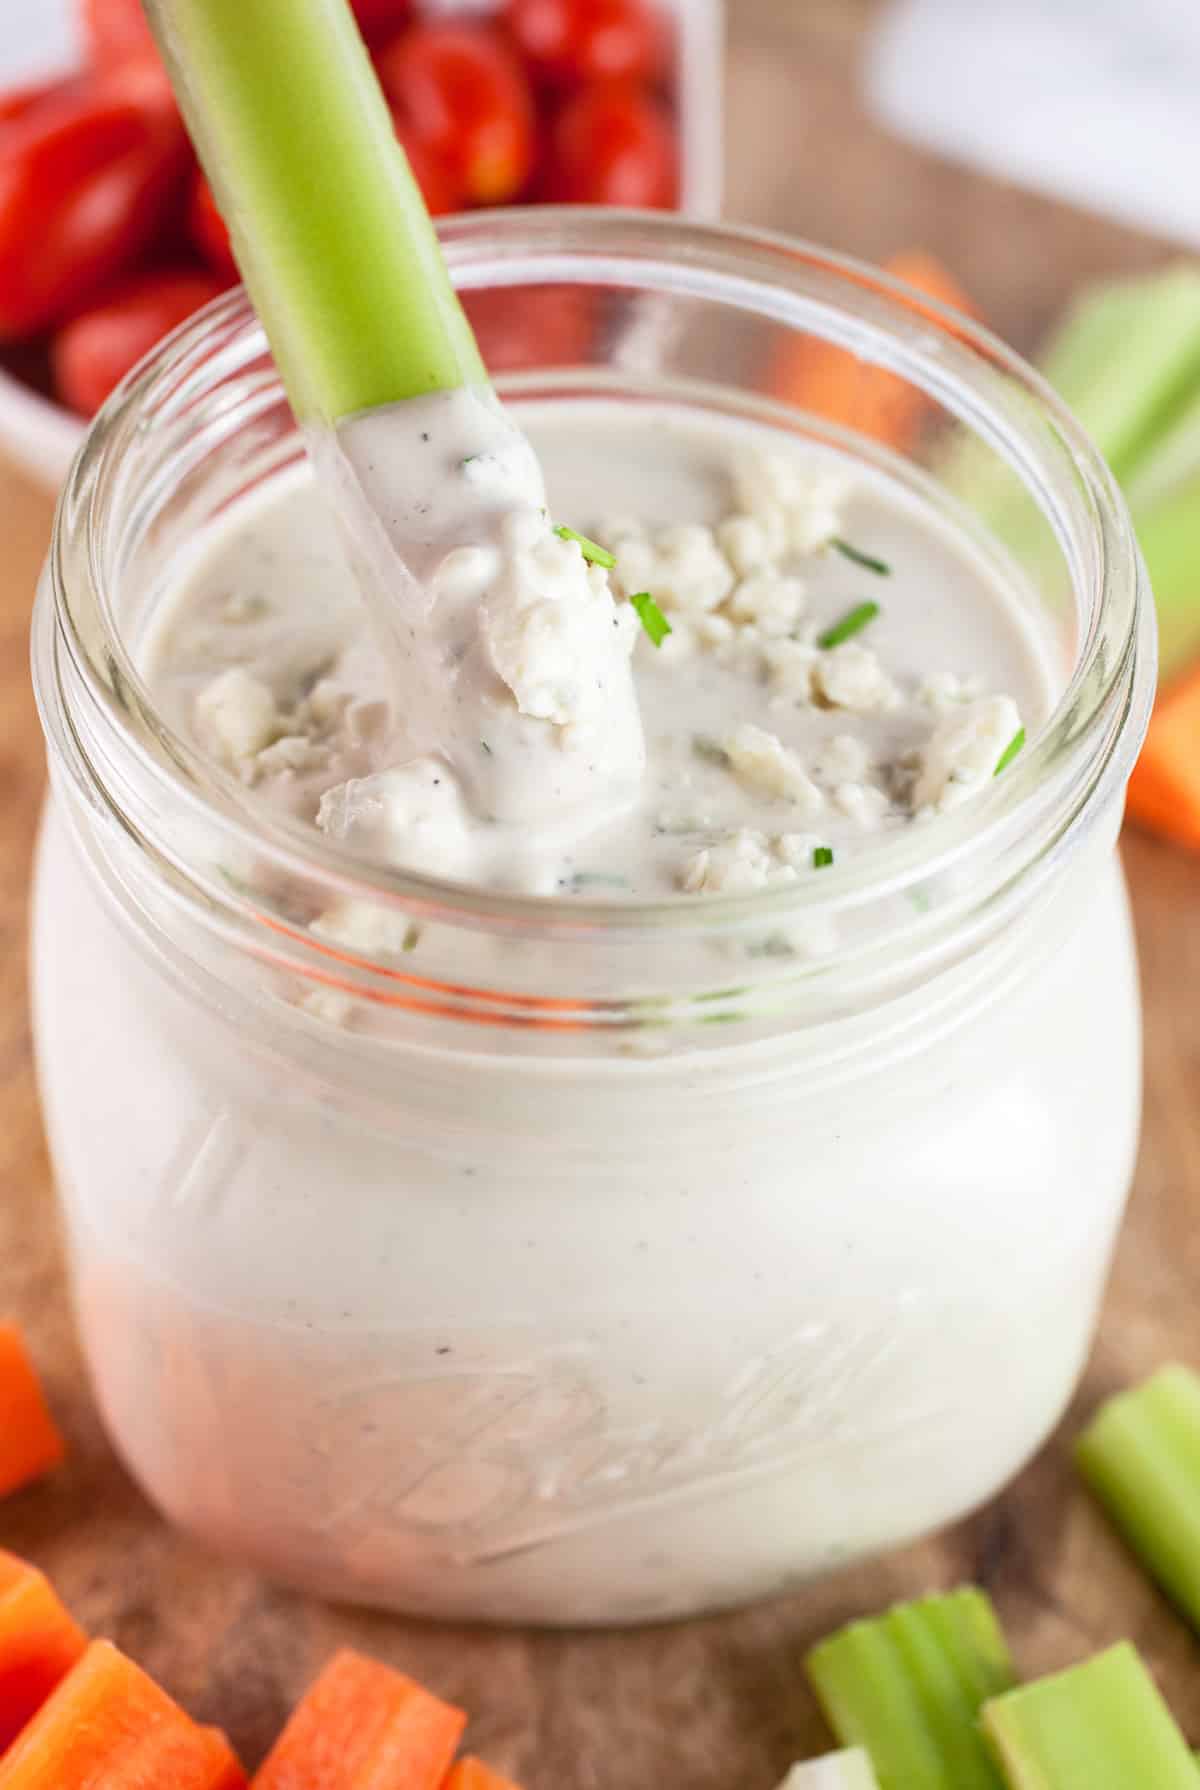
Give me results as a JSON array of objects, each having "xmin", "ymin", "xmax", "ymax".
[
  {"xmin": 777, "ymin": 1750, "xmax": 880, "ymax": 1788},
  {"xmin": 981, "ymin": 1642, "xmax": 1198, "ymax": 1788},
  {"xmin": 805, "ymin": 1587, "xmax": 1014, "ymax": 1790},
  {"xmin": 1076, "ymin": 1363, "xmax": 1200, "ymax": 1632},
  {"xmin": 142, "ymin": 0, "xmax": 485, "ymax": 422}
]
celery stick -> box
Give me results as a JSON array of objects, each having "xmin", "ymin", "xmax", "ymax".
[
  {"xmin": 982, "ymin": 1642, "xmax": 1198, "ymax": 1788},
  {"xmin": 805, "ymin": 1587, "xmax": 1015, "ymax": 1790},
  {"xmin": 1132, "ymin": 481, "xmax": 1200, "ymax": 680},
  {"xmin": 1126, "ymin": 383, "xmax": 1200, "ymax": 513},
  {"xmin": 1076, "ymin": 1364, "xmax": 1200, "ymax": 1632},
  {"xmin": 1038, "ymin": 267, "xmax": 1200, "ymax": 485},
  {"xmin": 777, "ymin": 1751, "xmax": 880, "ymax": 1788},
  {"xmin": 143, "ymin": 0, "xmax": 485, "ymax": 422}
]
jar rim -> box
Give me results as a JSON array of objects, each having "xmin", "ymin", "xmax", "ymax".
[{"xmin": 40, "ymin": 208, "xmax": 1154, "ymax": 952}]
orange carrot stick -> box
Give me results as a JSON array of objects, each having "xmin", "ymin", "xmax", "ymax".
[
  {"xmin": 0, "ymin": 1640, "xmax": 246, "ymax": 1788},
  {"xmin": 444, "ymin": 1759, "xmax": 524, "ymax": 1790},
  {"xmin": 252, "ymin": 1650, "xmax": 466, "ymax": 1790},
  {"xmin": 199, "ymin": 1726, "xmax": 251, "ymax": 1790},
  {"xmin": 770, "ymin": 250, "xmax": 978, "ymax": 453},
  {"xmin": 0, "ymin": 1327, "xmax": 66, "ymax": 1499},
  {"xmin": 884, "ymin": 251, "xmax": 979, "ymax": 329},
  {"xmin": 1126, "ymin": 659, "xmax": 1200, "ymax": 851},
  {"xmin": 0, "ymin": 1552, "xmax": 87, "ymax": 1752}
]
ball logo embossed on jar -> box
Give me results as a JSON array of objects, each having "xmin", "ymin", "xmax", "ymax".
[{"xmin": 307, "ymin": 1295, "xmax": 955, "ymax": 1564}]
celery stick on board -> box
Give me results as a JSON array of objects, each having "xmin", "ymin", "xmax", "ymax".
[
  {"xmin": 1076, "ymin": 1362, "xmax": 1200, "ymax": 1633},
  {"xmin": 805, "ymin": 1587, "xmax": 1015, "ymax": 1790},
  {"xmin": 982, "ymin": 1642, "xmax": 1199, "ymax": 1789}
]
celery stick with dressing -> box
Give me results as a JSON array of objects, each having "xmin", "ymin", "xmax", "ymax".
[{"xmin": 142, "ymin": 0, "xmax": 645, "ymax": 836}]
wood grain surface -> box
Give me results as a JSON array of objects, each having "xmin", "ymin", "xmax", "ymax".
[{"xmin": 2, "ymin": 1, "xmax": 1199, "ymax": 1781}]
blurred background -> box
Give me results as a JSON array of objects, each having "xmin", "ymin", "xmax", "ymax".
[{"xmin": 1, "ymin": 0, "xmax": 1198, "ymax": 1777}]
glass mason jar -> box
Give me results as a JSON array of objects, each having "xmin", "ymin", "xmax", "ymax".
[{"xmin": 31, "ymin": 212, "xmax": 1154, "ymax": 1627}]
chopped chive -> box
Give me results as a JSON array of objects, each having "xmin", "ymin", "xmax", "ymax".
[
  {"xmin": 993, "ymin": 726, "xmax": 1026, "ymax": 776},
  {"xmin": 981, "ymin": 1643, "xmax": 1198, "ymax": 1788},
  {"xmin": 630, "ymin": 591, "xmax": 672, "ymax": 647},
  {"xmin": 1075, "ymin": 1364, "xmax": 1200, "ymax": 1633},
  {"xmin": 806, "ymin": 1587, "xmax": 1015, "ymax": 1790},
  {"xmin": 402, "ymin": 923, "xmax": 421, "ymax": 952},
  {"xmin": 832, "ymin": 538, "xmax": 891, "ymax": 575},
  {"xmin": 812, "ymin": 846, "xmax": 834, "ymax": 869},
  {"xmin": 479, "ymin": 739, "xmax": 492, "ymax": 755},
  {"xmin": 555, "ymin": 525, "xmax": 616, "ymax": 568},
  {"xmin": 566, "ymin": 871, "xmax": 629, "ymax": 891},
  {"xmin": 817, "ymin": 601, "xmax": 881, "ymax": 650},
  {"xmin": 778, "ymin": 1751, "xmax": 881, "ymax": 1789}
]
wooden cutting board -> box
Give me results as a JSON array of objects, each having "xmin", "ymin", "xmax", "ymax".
[{"xmin": 2, "ymin": 2, "xmax": 1199, "ymax": 1781}]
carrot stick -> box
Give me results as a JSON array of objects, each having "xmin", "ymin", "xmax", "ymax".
[
  {"xmin": 0, "ymin": 1327, "xmax": 66, "ymax": 1499},
  {"xmin": 252, "ymin": 1649, "xmax": 466, "ymax": 1790},
  {"xmin": 444, "ymin": 1760, "xmax": 524, "ymax": 1790},
  {"xmin": 770, "ymin": 250, "xmax": 978, "ymax": 453},
  {"xmin": 1126, "ymin": 659, "xmax": 1200, "ymax": 851},
  {"xmin": 0, "ymin": 1640, "xmax": 245, "ymax": 1788},
  {"xmin": 199, "ymin": 1727, "xmax": 251, "ymax": 1790},
  {"xmin": 0, "ymin": 1553, "xmax": 87, "ymax": 1752}
]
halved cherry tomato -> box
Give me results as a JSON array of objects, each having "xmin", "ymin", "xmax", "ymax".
[
  {"xmin": 78, "ymin": 0, "xmax": 160, "ymax": 70},
  {"xmin": 377, "ymin": 23, "xmax": 535, "ymax": 206},
  {"xmin": 0, "ymin": 84, "xmax": 188, "ymax": 339},
  {"xmin": 393, "ymin": 118, "xmax": 466, "ymax": 217},
  {"xmin": 506, "ymin": 0, "xmax": 669, "ymax": 89},
  {"xmin": 543, "ymin": 82, "xmax": 677, "ymax": 207},
  {"xmin": 188, "ymin": 170, "xmax": 238, "ymax": 280},
  {"xmin": 52, "ymin": 268, "xmax": 226, "ymax": 415},
  {"xmin": 350, "ymin": 0, "xmax": 413, "ymax": 45}
]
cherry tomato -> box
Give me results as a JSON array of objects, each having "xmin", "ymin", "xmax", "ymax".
[
  {"xmin": 0, "ymin": 78, "xmax": 87, "ymax": 137},
  {"xmin": 506, "ymin": 0, "xmax": 668, "ymax": 89},
  {"xmin": 544, "ymin": 82, "xmax": 677, "ymax": 207},
  {"xmin": 377, "ymin": 23, "xmax": 535, "ymax": 206},
  {"xmin": 393, "ymin": 118, "xmax": 466, "ymax": 218},
  {"xmin": 78, "ymin": 0, "xmax": 160, "ymax": 70},
  {"xmin": 350, "ymin": 0, "xmax": 413, "ymax": 45},
  {"xmin": 461, "ymin": 285, "xmax": 593, "ymax": 374},
  {"xmin": 0, "ymin": 85, "xmax": 188, "ymax": 339},
  {"xmin": 53, "ymin": 268, "xmax": 226, "ymax": 415},
  {"xmin": 188, "ymin": 170, "xmax": 238, "ymax": 281}
]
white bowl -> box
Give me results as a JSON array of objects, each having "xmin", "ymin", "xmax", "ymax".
[
  {"xmin": 0, "ymin": 0, "xmax": 86, "ymax": 483},
  {"xmin": 0, "ymin": 0, "xmax": 723, "ymax": 491}
]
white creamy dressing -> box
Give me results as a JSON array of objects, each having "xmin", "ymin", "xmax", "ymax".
[
  {"xmin": 146, "ymin": 396, "xmax": 1053, "ymax": 909},
  {"xmin": 34, "ymin": 393, "xmax": 1146, "ymax": 1626},
  {"xmin": 308, "ymin": 387, "xmax": 645, "ymax": 842}
]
